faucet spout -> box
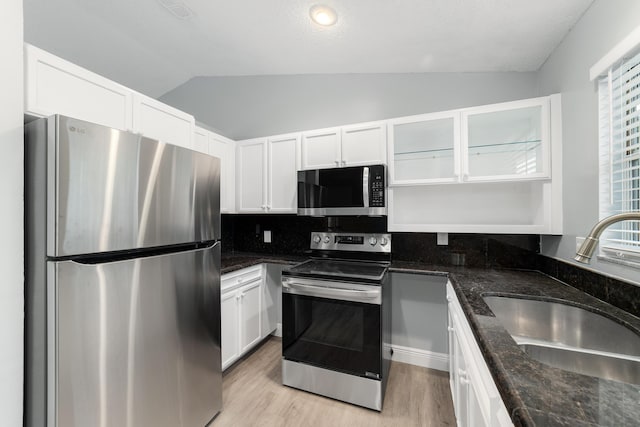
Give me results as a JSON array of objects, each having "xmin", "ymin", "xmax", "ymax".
[{"xmin": 575, "ymin": 212, "xmax": 640, "ymax": 264}]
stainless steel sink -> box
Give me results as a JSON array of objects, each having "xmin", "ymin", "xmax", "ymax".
[
  {"xmin": 483, "ymin": 295, "xmax": 640, "ymax": 384},
  {"xmin": 519, "ymin": 342, "xmax": 640, "ymax": 385}
]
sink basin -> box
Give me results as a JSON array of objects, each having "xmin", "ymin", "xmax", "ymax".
[
  {"xmin": 519, "ymin": 342, "xmax": 640, "ymax": 385},
  {"xmin": 483, "ymin": 295, "xmax": 640, "ymax": 384}
]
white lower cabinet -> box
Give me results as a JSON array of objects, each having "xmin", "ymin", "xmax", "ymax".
[
  {"xmin": 220, "ymin": 265, "xmax": 267, "ymax": 371},
  {"xmin": 220, "ymin": 290, "xmax": 241, "ymax": 369},
  {"xmin": 239, "ymin": 280, "xmax": 262, "ymax": 354},
  {"xmin": 447, "ymin": 282, "xmax": 512, "ymax": 427},
  {"xmin": 261, "ymin": 264, "xmax": 280, "ymax": 337}
]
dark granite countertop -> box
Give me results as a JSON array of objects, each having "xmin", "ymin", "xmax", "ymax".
[
  {"xmin": 220, "ymin": 252, "xmax": 305, "ymax": 274},
  {"xmin": 448, "ymin": 268, "xmax": 640, "ymax": 427},
  {"xmin": 221, "ymin": 253, "xmax": 640, "ymax": 426}
]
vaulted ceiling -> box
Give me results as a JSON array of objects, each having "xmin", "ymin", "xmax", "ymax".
[{"xmin": 24, "ymin": 0, "xmax": 594, "ymax": 98}]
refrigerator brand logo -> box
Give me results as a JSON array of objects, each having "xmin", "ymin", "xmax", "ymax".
[{"xmin": 68, "ymin": 126, "xmax": 86, "ymax": 134}]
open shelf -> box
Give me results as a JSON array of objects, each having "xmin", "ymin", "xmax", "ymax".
[
  {"xmin": 395, "ymin": 147, "xmax": 454, "ymax": 161},
  {"xmin": 468, "ymin": 139, "xmax": 541, "ymax": 156},
  {"xmin": 387, "ymin": 181, "xmax": 556, "ymax": 234}
]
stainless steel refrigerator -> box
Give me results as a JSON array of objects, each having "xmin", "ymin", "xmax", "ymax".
[{"xmin": 25, "ymin": 115, "xmax": 222, "ymax": 427}]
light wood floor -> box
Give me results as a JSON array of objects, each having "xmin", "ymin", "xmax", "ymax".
[{"xmin": 211, "ymin": 337, "xmax": 456, "ymax": 427}]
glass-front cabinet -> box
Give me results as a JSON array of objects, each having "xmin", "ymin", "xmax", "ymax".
[
  {"xmin": 388, "ymin": 97, "xmax": 551, "ymax": 185},
  {"xmin": 462, "ymin": 97, "xmax": 550, "ymax": 182},
  {"xmin": 388, "ymin": 111, "xmax": 461, "ymax": 185}
]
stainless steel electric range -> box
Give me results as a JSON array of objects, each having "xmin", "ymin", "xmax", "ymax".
[{"xmin": 281, "ymin": 232, "xmax": 392, "ymax": 411}]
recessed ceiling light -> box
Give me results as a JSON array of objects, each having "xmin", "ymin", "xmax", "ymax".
[{"xmin": 309, "ymin": 5, "xmax": 338, "ymax": 26}]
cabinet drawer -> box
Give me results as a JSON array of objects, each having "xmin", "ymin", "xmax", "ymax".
[{"xmin": 221, "ymin": 265, "xmax": 263, "ymax": 293}]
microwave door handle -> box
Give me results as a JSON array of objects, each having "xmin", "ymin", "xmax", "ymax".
[
  {"xmin": 283, "ymin": 281, "xmax": 379, "ymax": 302},
  {"xmin": 362, "ymin": 166, "xmax": 369, "ymax": 207}
]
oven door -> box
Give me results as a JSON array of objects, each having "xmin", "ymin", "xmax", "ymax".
[{"xmin": 282, "ymin": 277, "xmax": 382, "ymax": 379}]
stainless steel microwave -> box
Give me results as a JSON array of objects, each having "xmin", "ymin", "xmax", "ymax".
[{"xmin": 297, "ymin": 164, "xmax": 386, "ymax": 216}]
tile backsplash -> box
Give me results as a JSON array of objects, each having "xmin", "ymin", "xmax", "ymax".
[
  {"xmin": 222, "ymin": 214, "xmax": 639, "ymax": 317},
  {"xmin": 222, "ymin": 214, "xmax": 539, "ymax": 268},
  {"xmin": 536, "ymin": 256, "xmax": 640, "ymax": 318}
]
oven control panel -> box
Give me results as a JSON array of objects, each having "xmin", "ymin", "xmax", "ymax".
[{"xmin": 310, "ymin": 232, "xmax": 391, "ymax": 253}]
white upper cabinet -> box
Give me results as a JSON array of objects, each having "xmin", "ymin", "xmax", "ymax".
[
  {"xmin": 195, "ymin": 125, "xmax": 236, "ymax": 214},
  {"xmin": 24, "ymin": 44, "xmax": 133, "ymax": 131},
  {"xmin": 236, "ymin": 134, "xmax": 299, "ymax": 213},
  {"xmin": 132, "ymin": 93, "xmax": 194, "ymax": 150},
  {"xmin": 388, "ymin": 96, "xmax": 553, "ymax": 186},
  {"xmin": 300, "ymin": 127, "xmax": 342, "ymax": 169},
  {"xmin": 388, "ymin": 94, "xmax": 562, "ymax": 234},
  {"xmin": 193, "ymin": 126, "xmax": 210, "ymax": 154},
  {"xmin": 236, "ymin": 138, "xmax": 268, "ymax": 213},
  {"xmin": 461, "ymin": 97, "xmax": 550, "ymax": 182},
  {"xmin": 24, "ymin": 44, "xmax": 196, "ymax": 151},
  {"xmin": 341, "ymin": 121, "xmax": 387, "ymax": 167},
  {"xmin": 300, "ymin": 121, "xmax": 387, "ymax": 170},
  {"xmin": 388, "ymin": 111, "xmax": 461, "ymax": 185},
  {"xmin": 267, "ymin": 134, "xmax": 299, "ymax": 213},
  {"xmin": 209, "ymin": 132, "xmax": 236, "ymax": 214}
]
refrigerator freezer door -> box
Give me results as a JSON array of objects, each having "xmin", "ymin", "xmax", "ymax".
[
  {"xmin": 49, "ymin": 243, "xmax": 222, "ymax": 427},
  {"xmin": 35, "ymin": 115, "xmax": 220, "ymax": 257}
]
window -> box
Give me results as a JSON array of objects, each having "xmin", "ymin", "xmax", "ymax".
[{"xmin": 598, "ymin": 50, "xmax": 640, "ymax": 263}]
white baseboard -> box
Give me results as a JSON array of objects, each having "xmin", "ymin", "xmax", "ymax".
[
  {"xmin": 271, "ymin": 322, "xmax": 282, "ymax": 338},
  {"xmin": 390, "ymin": 344, "xmax": 449, "ymax": 372}
]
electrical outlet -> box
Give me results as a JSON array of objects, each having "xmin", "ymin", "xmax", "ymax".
[
  {"xmin": 576, "ymin": 237, "xmax": 585, "ymax": 252},
  {"xmin": 264, "ymin": 230, "xmax": 272, "ymax": 243},
  {"xmin": 437, "ymin": 232, "xmax": 448, "ymax": 246}
]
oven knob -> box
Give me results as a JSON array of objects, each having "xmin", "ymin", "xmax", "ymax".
[
  {"xmin": 324, "ymin": 236, "xmax": 331, "ymax": 243},
  {"xmin": 313, "ymin": 235, "xmax": 321, "ymax": 244},
  {"xmin": 380, "ymin": 237, "xmax": 388, "ymax": 246},
  {"xmin": 369, "ymin": 237, "xmax": 377, "ymax": 246}
]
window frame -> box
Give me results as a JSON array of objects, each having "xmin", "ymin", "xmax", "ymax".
[{"xmin": 597, "ymin": 50, "xmax": 640, "ymax": 265}]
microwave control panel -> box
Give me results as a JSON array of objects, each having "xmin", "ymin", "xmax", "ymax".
[{"xmin": 370, "ymin": 166, "xmax": 385, "ymax": 207}]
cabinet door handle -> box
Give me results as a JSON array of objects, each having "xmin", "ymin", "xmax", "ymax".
[
  {"xmin": 447, "ymin": 326, "xmax": 454, "ymax": 332},
  {"xmin": 341, "ymin": 160, "xmax": 346, "ymax": 166},
  {"xmin": 460, "ymin": 376, "xmax": 470, "ymax": 385},
  {"xmin": 267, "ymin": 205, "xmax": 271, "ymax": 210},
  {"xmin": 334, "ymin": 160, "xmax": 340, "ymax": 166}
]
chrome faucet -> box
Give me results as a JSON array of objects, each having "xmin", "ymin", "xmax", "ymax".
[{"xmin": 575, "ymin": 212, "xmax": 640, "ymax": 263}]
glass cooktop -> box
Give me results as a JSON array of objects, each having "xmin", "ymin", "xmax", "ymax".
[{"xmin": 285, "ymin": 258, "xmax": 388, "ymax": 282}]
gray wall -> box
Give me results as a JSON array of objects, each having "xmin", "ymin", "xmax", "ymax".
[
  {"xmin": 161, "ymin": 72, "xmax": 538, "ymax": 140},
  {"xmin": 390, "ymin": 273, "xmax": 448, "ymax": 354},
  {"xmin": 537, "ymin": 0, "xmax": 640, "ymax": 286}
]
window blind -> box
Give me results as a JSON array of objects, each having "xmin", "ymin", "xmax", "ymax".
[{"xmin": 599, "ymin": 49, "xmax": 640, "ymax": 262}]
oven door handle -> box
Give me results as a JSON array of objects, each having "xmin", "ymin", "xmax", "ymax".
[{"xmin": 282, "ymin": 281, "xmax": 381, "ymax": 304}]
